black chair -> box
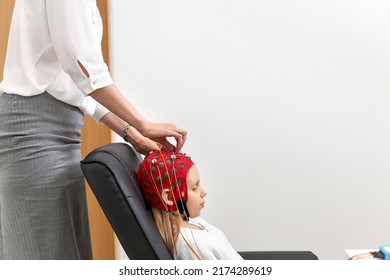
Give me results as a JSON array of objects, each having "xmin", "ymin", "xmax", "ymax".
[{"xmin": 81, "ymin": 143, "xmax": 318, "ymax": 260}]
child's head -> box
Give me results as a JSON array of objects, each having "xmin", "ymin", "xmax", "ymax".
[{"xmin": 137, "ymin": 150, "xmax": 207, "ymax": 219}]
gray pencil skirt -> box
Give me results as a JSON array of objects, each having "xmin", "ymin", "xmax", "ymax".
[{"xmin": 0, "ymin": 92, "xmax": 92, "ymax": 259}]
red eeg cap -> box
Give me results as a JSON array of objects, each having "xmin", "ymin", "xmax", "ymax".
[{"xmin": 136, "ymin": 151, "xmax": 194, "ymax": 211}]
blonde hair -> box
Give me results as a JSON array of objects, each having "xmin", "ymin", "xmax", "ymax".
[{"xmin": 151, "ymin": 208, "xmax": 182, "ymax": 257}]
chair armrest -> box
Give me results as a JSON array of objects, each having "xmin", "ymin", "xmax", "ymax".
[{"xmin": 238, "ymin": 251, "xmax": 318, "ymax": 260}]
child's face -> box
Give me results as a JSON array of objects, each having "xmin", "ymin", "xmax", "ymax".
[{"xmin": 186, "ymin": 165, "xmax": 207, "ymax": 218}]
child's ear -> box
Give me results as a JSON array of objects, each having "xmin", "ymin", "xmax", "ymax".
[{"xmin": 161, "ymin": 189, "xmax": 174, "ymax": 206}]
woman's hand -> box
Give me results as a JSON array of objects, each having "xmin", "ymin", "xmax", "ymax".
[
  {"xmin": 125, "ymin": 126, "xmax": 163, "ymax": 155},
  {"xmin": 90, "ymin": 85, "xmax": 187, "ymax": 152},
  {"xmin": 139, "ymin": 122, "xmax": 187, "ymax": 153},
  {"xmin": 100, "ymin": 112, "xmax": 164, "ymax": 155}
]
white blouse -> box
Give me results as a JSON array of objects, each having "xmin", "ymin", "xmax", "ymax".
[{"xmin": 0, "ymin": 0, "xmax": 112, "ymax": 121}]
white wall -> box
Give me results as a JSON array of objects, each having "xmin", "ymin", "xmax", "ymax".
[{"xmin": 109, "ymin": 0, "xmax": 390, "ymax": 259}]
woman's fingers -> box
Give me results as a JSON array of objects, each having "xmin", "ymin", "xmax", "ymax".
[
  {"xmin": 158, "ymin": 138, "xmax": 176, "ymax": 152},
  {"xmin": 125, "ymin": 126, "xmax": 161, "ymax": 155},
  {"xmin": 144, "ymin": 123, "xmax": 187, "ymax": 152},
  {"xmin": 165, "ymin": 127, "xmax": 187, "ymax": 153},
  {"xmin": 175, "ymin": 129, "xmax": 187, "ymax": 152}
]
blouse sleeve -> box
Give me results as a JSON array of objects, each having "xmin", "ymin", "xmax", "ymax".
[
  {"xmin": 45, "ymin": 0, "xmax": 113, "ymax": 95},
  {"xmin": 79, "ymin": 96, "xmax": 109, "ymax": 122}
]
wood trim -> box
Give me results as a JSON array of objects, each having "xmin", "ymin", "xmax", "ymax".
[
  {"xmin": 0, "ymin": 0, "xmax": 15, "ymax": 81},
  {"xmin": 81, "ymin": 118, "xmax": 115, "ymax": 260},
  {"xmin": 81, "ymin": 0, "xmax": 115, "ymax": 260}
]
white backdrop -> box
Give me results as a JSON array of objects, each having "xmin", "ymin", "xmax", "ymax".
[{"xmin": 109, "ymin": 0, "xmax": 390, "ymax": 259}]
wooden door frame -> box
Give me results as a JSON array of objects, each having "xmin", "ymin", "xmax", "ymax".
[
  {"xmin": 82, "ymin": 0, "xmax": 115, "ymax": 260},
  {"xmin": 0, "ymin": 0, "xmax": 15, "ymax": 75}
]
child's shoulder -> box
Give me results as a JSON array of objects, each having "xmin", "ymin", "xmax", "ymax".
[
  {"xmin": 192, "ymin": 217, "xmax": 221, "ymax": 233},
  {"xmin": 190, "ymin": 217, "xmax": 230, "ymax": 241},
  {"xmin": 192, "ymin": 217, "xmax": 209, "ymax": 226}
]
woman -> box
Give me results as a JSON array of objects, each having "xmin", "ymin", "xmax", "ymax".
[{"xmin": 0, "ymin": 0, "xmax": 186, "ymax": 259}]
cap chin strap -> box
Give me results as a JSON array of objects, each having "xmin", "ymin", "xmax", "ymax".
[{"xmin": 176, "ymin": 199, "xmax": 190, "ymax": 221}]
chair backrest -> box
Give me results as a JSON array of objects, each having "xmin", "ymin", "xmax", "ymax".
[{"xmin": 80, "ymin": 143, "xmax": 172, "ymax": 260}]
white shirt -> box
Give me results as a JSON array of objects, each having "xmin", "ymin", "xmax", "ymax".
[
  {"xmin": 175, "ymin": 218, "xmax": 243, "ymax": 260},
  {"xmin": 0, "ymin": 0, "xmax": 112, "ymax": 121}
]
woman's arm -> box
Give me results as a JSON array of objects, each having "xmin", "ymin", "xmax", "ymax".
[
  {"xmin": 90, "ymin": 85, "xmax": 186, "ymax": 152},
  {"xmin": 99, "ymin": 111, "xmax": 162, "ymax": 155},
  {"xmin": 45, "ymin": 1, "xmax": 186, "ymax": 152}
]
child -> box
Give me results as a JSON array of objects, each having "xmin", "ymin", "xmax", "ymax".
[{"xmin": 137, "ymin": 150, "xmax": 243, "ymax": 260}]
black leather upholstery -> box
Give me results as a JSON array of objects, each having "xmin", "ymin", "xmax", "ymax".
[
  {"xmin": 81, "ymin": 143, "xmax": 172, "ymax": 259},
  {"xmin": 81, "ymin": 143, "xmax": 318, "ymax": 260}
]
